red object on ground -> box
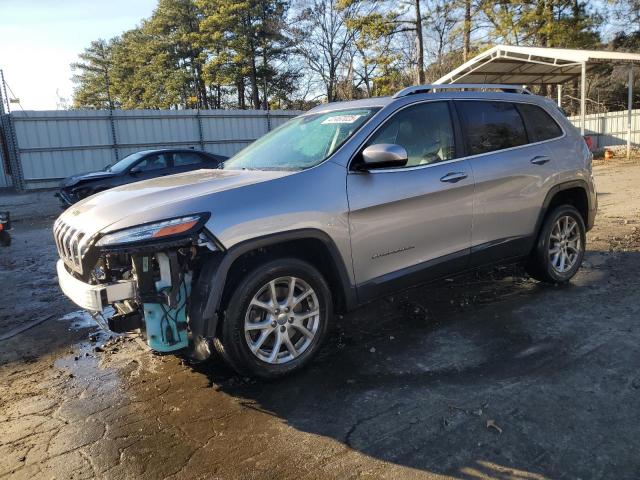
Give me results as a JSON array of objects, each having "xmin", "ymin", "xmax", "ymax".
[{"xmin": 584, "ymin": 136, "xmax": 594, "ymax": 151}]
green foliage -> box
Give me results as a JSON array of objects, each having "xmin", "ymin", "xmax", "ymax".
[
  {"xmin": 70, "ymin": 0, "xmax": 634, "ymax": 113},
  {"xmin": 71, "ymin": 39, "xmax": 115, "ymax": 109},
  {"xmin": 481, "ymin": 0, "xmax": 601, "ymax": 48},
  {"xmin": 73, "ymin": 0, "xmax": 295, "ymax": 110}
]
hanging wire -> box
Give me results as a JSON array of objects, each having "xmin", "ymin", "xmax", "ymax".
[{"xmin": 4, "ymin": 81, "xmax": 27, "ymax": 114}]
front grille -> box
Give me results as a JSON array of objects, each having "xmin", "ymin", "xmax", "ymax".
[{"xmin": 53, "ymin": 218, "xmax": 91, "ymax": 274}]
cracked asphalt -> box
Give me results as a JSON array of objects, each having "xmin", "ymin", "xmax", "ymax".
[{"xmin": 1, "ymin": 160, "xmax": 640, "ymax": 479}]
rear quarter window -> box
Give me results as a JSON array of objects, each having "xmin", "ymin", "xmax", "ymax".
[
  {"xmin": 455, "ymin": 101, "xmax": 528, "ymax": 155},
  {"xmin": 174, "ymin": 152, "xmax": 205, "ymax": 167},
  {"xmin": 516, "ymin": 103, "xmax": 564, "ymax": 142}
]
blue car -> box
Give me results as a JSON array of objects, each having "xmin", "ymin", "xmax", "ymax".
[{"xmin": 56, "ymin": 148, "xmax": 227, "ymax": 207}]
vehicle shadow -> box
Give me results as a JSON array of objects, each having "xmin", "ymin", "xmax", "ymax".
[{"xmin": 193, "ymin": 251, "xmax": 640, "ymax": 479}]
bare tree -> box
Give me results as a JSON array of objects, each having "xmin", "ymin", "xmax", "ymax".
[
  {"xmin": 291, "ymin": 0, "xmax": 360, "ymax": 102},
  {"xmin": 422, "ymin": 0, "xmax": 461, "ymax": 80},
  {"xmin": 414, "ymin": 0, "xmax": 425, "ymax": 83},
  {"xmin": 463, "ymin": 0, "xmax": 471, "ymax": 60}
]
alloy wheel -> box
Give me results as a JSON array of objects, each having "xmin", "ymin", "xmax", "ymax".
[
  {"xmin": 244, "ymin": 276, "xmax": 320, "ymax": 364},
  {"xmin": 549, "ymin": 215, "xmax": 582, "ymax": 273}
]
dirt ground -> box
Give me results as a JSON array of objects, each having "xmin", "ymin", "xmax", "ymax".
[{"xmin": 1, "ymin": 161, "xmax": 640, "ymax": 480}]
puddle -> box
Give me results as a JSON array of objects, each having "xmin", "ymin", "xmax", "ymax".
[{"xmin": 58, "ymin": 307, "xmax": 114, "ymax": 331}]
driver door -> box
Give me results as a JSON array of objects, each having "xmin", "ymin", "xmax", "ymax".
[{"xmin": 346, "ymin": 101, "xmax": 474, "ymax": 296}]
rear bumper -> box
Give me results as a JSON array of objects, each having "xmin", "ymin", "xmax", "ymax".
[
  {"xmin": 56, "ymin": 260, "xmax": 136, "ymax": 311},
  {"xmin": 587, "ymin": 175, "xmax": 598, "ymax": 231},
  {"xmin": 587, "ymin": 204, "xmax": 597, "ymax": 231}
]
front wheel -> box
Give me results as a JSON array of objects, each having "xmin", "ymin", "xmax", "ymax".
[
  {"xmin": 527, "ymin": 205, "xmax": 586, "ymax": 283},
  {"xmin": 214, "ymin": 258, "xmax": 332, "ymax": 378}
]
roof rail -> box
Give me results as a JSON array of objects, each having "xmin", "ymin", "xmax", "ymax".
[{"xmin": 392, "ymin": 83, "xmax": 532, "ymax": 98}]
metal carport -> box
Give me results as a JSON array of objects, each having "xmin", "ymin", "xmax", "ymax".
[{"xmin": 435, "ymin": 45, "xmax": 640, "ymax": 158}]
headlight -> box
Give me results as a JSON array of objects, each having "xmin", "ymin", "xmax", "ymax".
[{"xmin": 96, "ymin": 215, "xmax": 205, "ymax": 247}]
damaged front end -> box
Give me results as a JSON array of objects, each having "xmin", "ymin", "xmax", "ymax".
[{"xmin": 54, "ymin": 213, "xmax": 220, "ymax": 358}]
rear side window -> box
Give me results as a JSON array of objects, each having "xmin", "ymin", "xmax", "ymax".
[
  {"xmin": 174, "ymin": 152, "xmax": 205, "ymax": 167},
  {"xmin": 517, "ymin": 103, "xmax": 563, "ymax": 142},
  {"xmin": 456, "ymin": 101, "xmax": 528, "ymax": 155}
]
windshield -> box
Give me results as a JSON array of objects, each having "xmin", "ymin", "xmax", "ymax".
[
  {"xmin": 223, "ymin": 108, "xmax": 379, "ymax": 171},
  {"xmin": 108, "ymin": 151, "xmax": 147, "ymax": 173}
]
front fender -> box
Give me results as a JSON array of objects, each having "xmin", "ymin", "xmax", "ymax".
[{"xmin": 188, "ymin": 229, "xmax": 357, "ymax": 340}]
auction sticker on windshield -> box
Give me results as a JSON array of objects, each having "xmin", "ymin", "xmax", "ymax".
[{"xmin": 321, "ymin": 115, "xmax": 364, "ymax": 125}]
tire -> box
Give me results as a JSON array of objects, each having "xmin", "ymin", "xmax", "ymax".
[
  {"xmin": 0, "ymin": 230, "xmax": 10, "ymax": 247},
  {"xmin": 215, "ymin": 257, "xmax": 332, "ymax": 379},
  {"xmin": 527, "ymin": 205, "xmax": 586, "ymax": 283}
]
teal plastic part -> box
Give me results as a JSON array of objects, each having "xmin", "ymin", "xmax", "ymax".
[{"xmin": 143, "ymin": 282, "xmax": 189, "ymax": 353}]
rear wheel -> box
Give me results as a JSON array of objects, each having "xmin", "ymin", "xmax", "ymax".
[
  {"xmin": 527, "ymin": 205, "xmax": 586, "ymax": 283},
  {"xmin": 214, "ymin": 258, "xmax": 332, "ymax": 378}
]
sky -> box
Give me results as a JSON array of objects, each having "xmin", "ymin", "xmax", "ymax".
[{"xmin": 0, "ymin": 0, "xmax": 157, "ymax": 110}]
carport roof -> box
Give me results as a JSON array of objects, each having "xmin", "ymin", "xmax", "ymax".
[{"xmin": 434, "ymin": 45, "xmax": 640, "ymax": 86}]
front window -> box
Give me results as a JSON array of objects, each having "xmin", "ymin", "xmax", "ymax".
[
  {"xmin": 223, "ymin": 108, "xmax": 379, "ymax": 171},
  {"xmin": 364, "ymin": 101, "xmax": 456, "ymax": 167},
  {"xmin": 132, "ymin": 153, "xmax": 170, "ymax": 172},
  {"xmin": 107, "ymin": 151, "xmax": 147, "ymax": 173}
]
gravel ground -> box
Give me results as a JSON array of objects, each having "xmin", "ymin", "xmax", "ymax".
[{"xmin": 1, "ymin": 161, "xmax": 640, "ymax": 479}]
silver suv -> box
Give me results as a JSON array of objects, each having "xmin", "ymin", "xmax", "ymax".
[{"xmin": 55, "ymin": 84, "xmax": 597, "ymax": 378}]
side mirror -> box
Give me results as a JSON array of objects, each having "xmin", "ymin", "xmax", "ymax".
[
  {"xmin": 129, "ymin": 166, "xmax": 141, "ymax": 175},
  {"xmin": 360, "ymin": 144, "xmax": 408, "ymax": 169}
]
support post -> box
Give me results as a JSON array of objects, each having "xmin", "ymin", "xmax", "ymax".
[
  {"xmin": 628, "ymin": 66, "xmax": 634, "ymax": 160},
  {"xmin": 196, "ymin": 109, "xmax": 205, "ymax": 151},
  {"xmin": 107, "ymin": 108, "xmax": 119, "ymax": 163},
  {"xmin": 0, "ymin": 70, "xmax": 10, "ymax": 114},
  {"xmin": 557, "ymin": 84, "xmax": 562, "ymax": 108},
  {"xmin": 580, "ymin": 63, "xmax": 586, "ymax": 136}
]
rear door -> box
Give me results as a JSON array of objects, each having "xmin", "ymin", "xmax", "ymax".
[
  {"xmin": 347, "ymin": 101, "xmax": 475, "ymax": 294},
  {"xmin": 454, "ymin": 100, "xmax": 561, "ymax": 264}
]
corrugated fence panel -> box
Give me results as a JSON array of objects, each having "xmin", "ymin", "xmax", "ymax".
[
  {"xmin": 115, "ymin": 110, "xmax": 201, "ymax": 148},
  {"xmin": 0, "ymin": 121, "xmax": 10, "ymax": 188},
  {"xmin": 201, "ymin": 110, "xmax": 269, "ymax": 157},
  {"xmin": 0, "ymin": 168, "xmax": 8, "ymax": 188},
  {"xmin": 12, "ymin": 111, "xmax": 115, "ymax": 185},
  {"xmin": 569, "ymin": 109, "xmax": 640, "ymax": 149},
  {"xmin": 9, "ymin": 109, "xmax": 301, "ymax": 189}
]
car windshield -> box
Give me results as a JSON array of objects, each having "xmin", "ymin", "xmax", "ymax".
[
  {"xmin": 223, "ymin": 108, "xmax": 379, "ymax": 171},
  {"xmin": 107, "ymin": 152, "xmax": 148, "ymax": 173}
]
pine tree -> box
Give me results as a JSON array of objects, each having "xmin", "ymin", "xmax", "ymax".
[{"xmin": 71, "ymin": 39, "xmax": 116, "ymax": 109}]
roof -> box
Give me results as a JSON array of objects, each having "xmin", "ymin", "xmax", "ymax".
[
  {"xmin": 136, "ymin": 148, "xmax": 202, "ymax": 154},
  {"xmin": 305, "ymin": 85, "xmax": 554, "ymax": 113},
  {"xmin": 435, "ymin": 45, "xmax": 640, "ymax": 86}
]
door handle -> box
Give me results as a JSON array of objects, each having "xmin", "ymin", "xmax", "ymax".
[
  {"xmin": 440, "ymin": 172, "xmax": 468, "ymax": 183},
  {"xmin": 530, "ymin": 155, "xmax": 551, "ymax": 165}
]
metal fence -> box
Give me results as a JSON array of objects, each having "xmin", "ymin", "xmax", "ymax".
[
  {"xmin": 0, "ymin": 127, "xmax": 10, "ymax": 188},
  {"xmin": 0, "ymin": 108, "xmax": 300, "ymax": 190},
  {"xmin": 1, "ymin": 106, "xmax": 637, "ymax": 190},
  {"xmin": 568, "ymin": 109, "xmax": 640, "ymax": 150}
]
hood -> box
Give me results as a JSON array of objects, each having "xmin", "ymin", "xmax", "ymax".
[
  {"xmin": 57, "ymin": 168, "xmax": 293, "ymax": 238},
  {"xmin": 60, "ymin": 170, "xmax": 116, "ymax": 188}
]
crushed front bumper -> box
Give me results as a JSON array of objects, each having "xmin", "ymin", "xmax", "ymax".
[
  {"xmin": 56, "ymin": 260, "xmax": 136, "ymax": 311},
  {"xmin": 55, "ymin": 190, "xmax": 75, "ymax": 208}
]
